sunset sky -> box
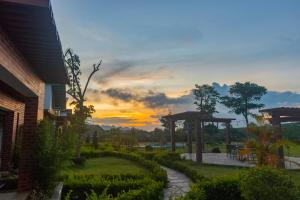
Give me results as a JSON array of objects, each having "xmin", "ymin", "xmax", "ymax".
[{"xmin": 51, "ymin": 0, "xmax": 300, "ymax": 130}]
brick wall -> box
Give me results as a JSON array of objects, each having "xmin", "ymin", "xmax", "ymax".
[
  {"xmin": 0, "ymin": 27, "xmax": 44, "ymax": 119},
  {"xmin": 0, "ymin": 90, "xmax": 25, "ymax": 171},
  {"xmin": 0, "ymin": 28, "xmax": 45, "ymax": 191},
  {"xmin": 18, "ymin": 97, "xmax": 39, "ymax": 191}
]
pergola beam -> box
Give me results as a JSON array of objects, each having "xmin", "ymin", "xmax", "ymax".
[{"xmin": 164, "ymin": 111, "xmax": 235, "ymax": 163}]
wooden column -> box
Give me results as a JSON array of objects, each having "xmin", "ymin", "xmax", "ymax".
[
  {"xmin": 201, "ymin": 122, "xmax": 205, "ymax": 151},
  {"xmin": 225, "ymin": 122, "xmax": 231, "ymax": 145},
  {"xmin": 272, "ymin": 115, "xmax": 285, "ymax": 168},
  {"xmin": 195, "ymin": 119, "xmax": 202, "ymax": 163},
  {"xmin": 225, "ymin": 122, "xmax": 231, "ymax": 155},
  {"xmin": 187, "ymin": 125, "xmax": 192, "ymax": 154},
  {"xmin": 169, "ymin": 119, "xmax": 176, "ymax": 152}
]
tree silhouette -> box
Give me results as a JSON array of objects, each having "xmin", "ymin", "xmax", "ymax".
[
  {"xmin": 64, "ymin": 48, "xmax": 102, "ymax": 158},
  {"xmin": 221, "ymin": 82, "xmax": 267, "ymax": 127},
  {"xmin": 193, "ymin": 84, "xmax": 220, "ymax": 115}
]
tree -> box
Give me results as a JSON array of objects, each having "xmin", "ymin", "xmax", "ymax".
[
  {"xmin": 160, "ymin": 116, "xmax": 171, "ymax": 133},
  {"xmin": 64, "ymin": 48, "xmax": 102, "ymax": 159},
  {"xmin": 221, "ymin": 82, "xmax": 267, "ymax": 127},
  {"xmin": 193, "ymin": 84, "xmax": 220, "ymax": 115},
  {"xmin": 92, "ymin": 131, "xmax": 98, "ymax": 149}
]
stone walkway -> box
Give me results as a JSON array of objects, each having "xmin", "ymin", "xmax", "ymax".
[
  {"xmin": 181, "ymin": 153, "xmax": 300, "ymax": 169},
  {"xmin": 162, "ymin": 166, "xmax": 191, "ymax": 200}
]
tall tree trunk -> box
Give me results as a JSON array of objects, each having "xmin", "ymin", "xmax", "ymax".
[
  {"xmin": 245, "ymin": 114, "xmax": 249, "ymax": 128},
  {"xmin": 75, "ymin": 101, "xmax": 85, "ymax": 159}
]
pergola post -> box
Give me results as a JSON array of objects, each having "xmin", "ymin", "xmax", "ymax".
[
  {"xmin": 272, "ymin": 115, "xmax": 285, "ymax": 168},
  {"xmin": 187, "ymin": 124, "xmax": 192, "ymax": 154},
  {"xmin": 201, "ymin": 122, "xmax": 205, "ymax": 151},
  {"xmin": 225, "ymin": 122, "xmax": 231, "ymax": 145},
  {"xmin": 195, "ymin": 119, "xmax": 202, "ymax": 163},
  {"xmin": 169, "ymin": 119, "xmax": 176, "ymax": 152},
  {"xmin": 225, "ymin": 122, "xmax": 231, "ymax": 155}
]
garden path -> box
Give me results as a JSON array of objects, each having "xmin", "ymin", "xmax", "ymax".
[{"xmin": 162, "ymin": 166, "xmax": 191, "ymax": 200}]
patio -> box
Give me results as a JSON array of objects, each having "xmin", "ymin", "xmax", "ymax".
[{"xmin": 181, "ymin": 153, "xmax": 300, "ymax": 169}]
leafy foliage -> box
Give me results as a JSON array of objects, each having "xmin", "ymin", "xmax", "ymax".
[
  {"xmin": 64, "ymin": 48, "xmax": 101, "ymax": 159},
  {"xmin": 240, "ymin": 167, "xmax": 300, "ymax": 200},
  {"xmin": 32, "ymin": 118, "xmax": 72, "ymax": 191},
  {"xmin": 180, "ymin": 177, "xmax": 241, "ymax": 200},
  {"xmin": 241, "ymin": 118, "xmax": 288, "ymax": 167},
  {"xmin": 221, "ymin": 82, "xmax": 267, "ymax": 126},
  {"xmin": 193, "ymin": 84, "xmax": 220, "ymax": 115}
]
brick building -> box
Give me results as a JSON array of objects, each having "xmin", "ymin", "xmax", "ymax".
[{"xmin": 0, "ymin": 0, "xmax": 66, "ymax": 192}]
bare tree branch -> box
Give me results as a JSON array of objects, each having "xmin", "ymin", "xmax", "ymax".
[{"xmin": 82, "ymin": 60, "xmax": 102, "ymax": 97}]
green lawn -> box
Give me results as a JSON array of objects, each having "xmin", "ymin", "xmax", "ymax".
[
  {"xmin": 60, "ymin": 157, "xmax": 149, "ymax": 177},
  {"xmin": 285, "ymin": 145, "xmax": 300, "ymax": 157},
  {"xmin": 175, "ymin": 159, "xmax": 246, "ymax": 178}
]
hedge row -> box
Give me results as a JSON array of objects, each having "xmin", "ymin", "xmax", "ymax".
[
  {"xmin": 179, "ymin": 177, "xmax": 241, "ymax": 200},
  {"xmin": 62, "ymin": 151, "xmax": 167, "ymax": 199},
  {"xmin": 81, "ymin": 151, "xmax": 167, "ymax": 185},
  {"xmin": 63, "ymin": 175, "xmax": 163, "ymax": 200},
  {"xmin": 179, "ymin": 167, "xmax": 300, "ymax": 200},
  {"xmin": 138, "ymin": 151, "xmax": 205, "ymax": 182}
]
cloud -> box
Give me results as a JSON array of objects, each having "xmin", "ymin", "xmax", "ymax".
[
  {"xmin": 93, "ymin": 117, "xmax": 136, "ymax": 125},
  {"xmin": 142, "ymin": 90, "xmax": 192, "ymax": 108},
  {"xmin": 95, "ymin": 59, "xmax": 138, "ymax": 85},
  {"xmin": 101, "ymin": 88, "xmax": 192, "ymax": 108},
  {"xmin": 101, "ymin": 88, "xmax": 137, "ymax": 102}
]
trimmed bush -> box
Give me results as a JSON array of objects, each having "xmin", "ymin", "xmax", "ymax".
[
  {"xmin": 139, "ymin": 151, "xmax": 205, "ymax": 182},
  {"xmin": 72, "ymin": 157, "xmax": 86, "ymax": 166},
  {"xmin": 63, "ymin": 175, "xmax": 163, "ymax": 200},
  {"xmin": 240, "ymin": 167, "xmax": 300, "ymax": 200},
  {"xmin": 211, "ymin": 147, "xmax": 221, "ymax": 153},
  {"xmin": 182, "ymin": 177, "xmax": 242, "ymax": 200},
  {"xmin": 145, "ymin": 145, "xmax": 153, "ymax": 152}
]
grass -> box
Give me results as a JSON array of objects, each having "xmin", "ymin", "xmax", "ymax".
[
  {"xmin": 60, "ymin": 157, "xmax": 149, "ymax": 177},
  {"xmin": 175, "ymin": 159, "xmax": 246, "ymax": 178},
  {"xmin": 285, "ymin": 145, "xmax": 300, "ymax": 157}
]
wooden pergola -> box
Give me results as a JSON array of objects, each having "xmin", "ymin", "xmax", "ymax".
[
  {"xmin": 260, "ymin": 107, "xmax": 300, "ymax": 168},
  {"xmin": 162, "ymin": 111, "xmax": 235, "ymax": 163}
]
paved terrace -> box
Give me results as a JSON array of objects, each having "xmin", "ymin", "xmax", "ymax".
[{"xmin": 181, "ymin": 153, "xmax": 300, "ymax": 169}]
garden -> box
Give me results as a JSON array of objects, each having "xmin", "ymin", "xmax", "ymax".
[{"xmin": 55, "ymin": 144, "xmax": 300, "ymax": 200}]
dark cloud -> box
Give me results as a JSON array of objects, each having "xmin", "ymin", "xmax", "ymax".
[
  {"xmin": 101, "ymin": 88, "xmax": 193, "ymax": 108},
  {"xmin": 101, "ymin": 88, "xmax": 137, "ymax": 102},
  {"xmin": 142, "ymin": 90, "xmax": 191, "ymax": 108},
  {"xmin": 93, "ymin": 117, "xmax": 137, "ymax": 124},
  {"xmin": 95, "ymin": 59, "xmax": 138, "ymax": 84}
]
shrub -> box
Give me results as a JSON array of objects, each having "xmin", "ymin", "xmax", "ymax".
[
  {"xmin": 72, "ymin": 157, "xmax": 86, "ymax": 166},
  {"xmin": 63, "ymin": 175, "xmax": 163, "ymax": 200},
  {"xmin": 211, "ymin": 147, "xmax": 221, "ymax": 153},
  {"xmin": 240, "ymin": 167, "xmax": 300, "ymax": 200},
  {"xmin": 145, "ymin": 145, "xmax": 153, "ymax": 152},
  {"xmin": 32, "ymin": 118, "xmax": 71, "ymax": 191},
  {"xmin": 182, "ymin": 177, "xmax": 242, "ymax": 200}
]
